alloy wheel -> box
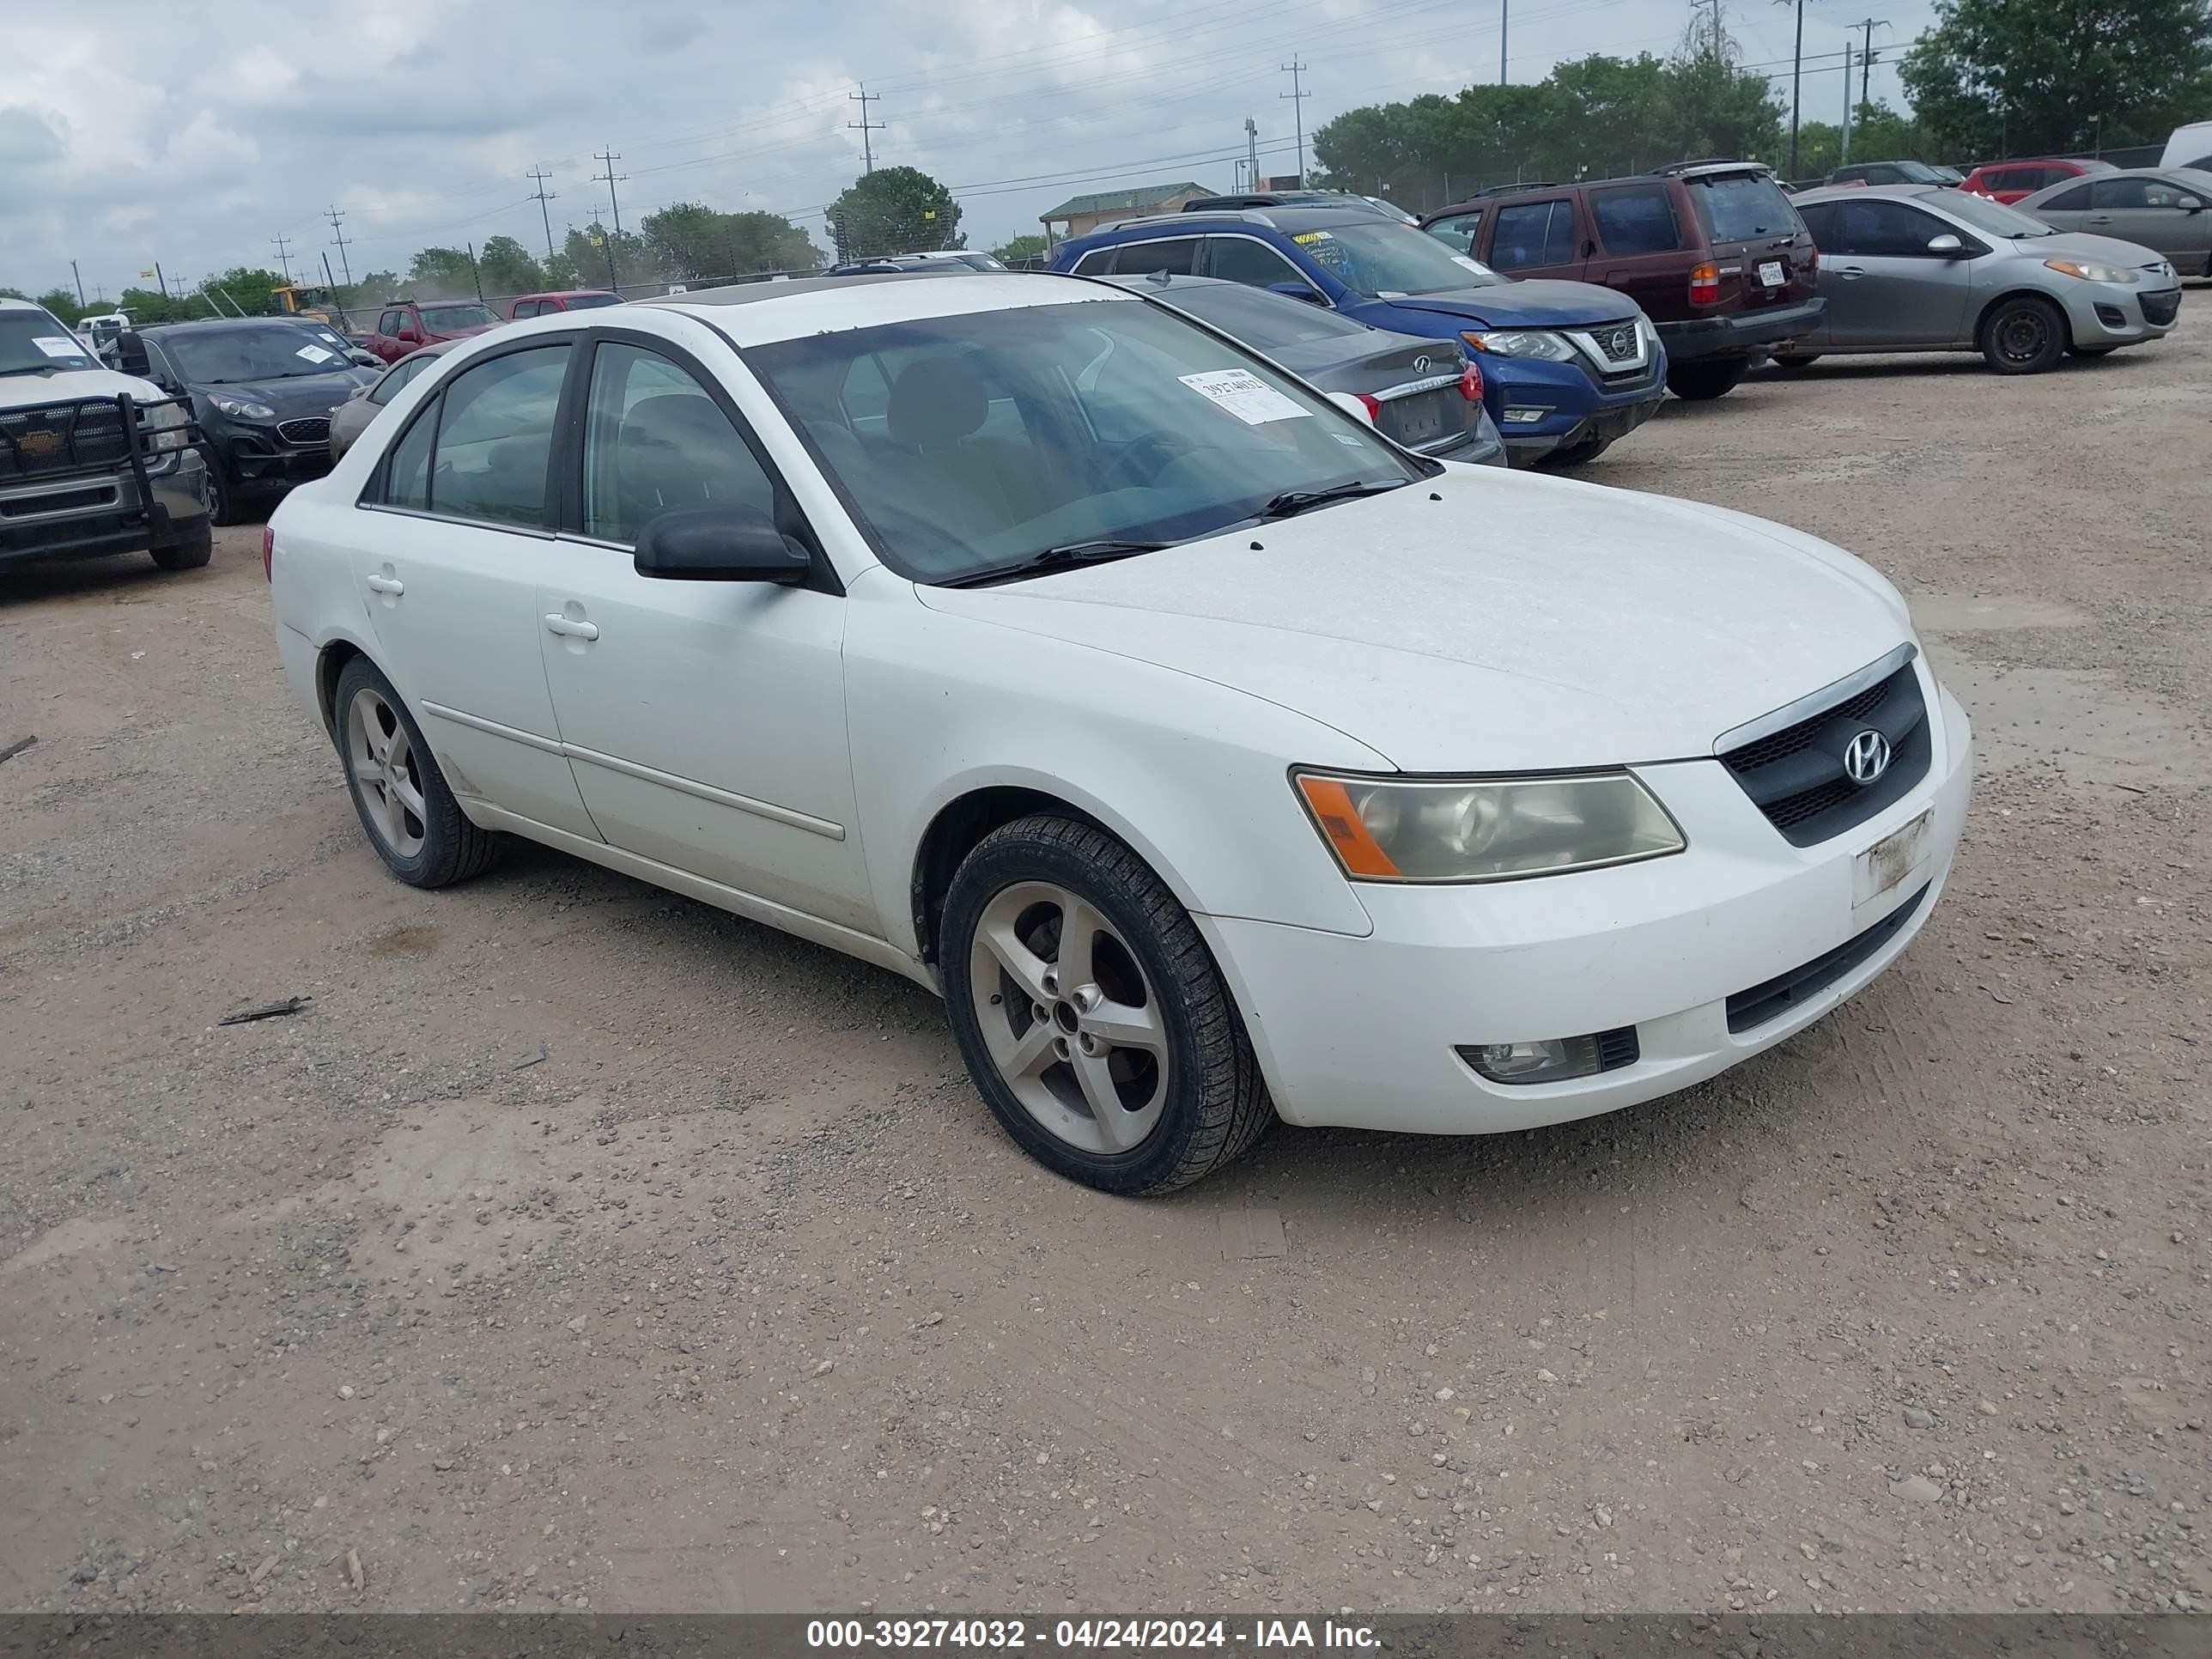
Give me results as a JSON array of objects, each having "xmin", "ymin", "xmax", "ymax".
[
  {"xmin": 966, "ymin": 880, "xmax": 1169, "ymax": 1155},
  {"xmin": 344, "ymin": 686, "xmax": 428, "ymax": 860}
]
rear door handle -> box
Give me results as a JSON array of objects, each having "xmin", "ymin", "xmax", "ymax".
[
  {"xmin": 365, "ymin": 574, "xmax": 404, "ymax": 595},
  {"xmin": 544, "ymin": 614, "xmax": 599, "ymax": 641},
  {"xmin": 2087, "ymin": 215, "xmax": 2113, "ymax": 224},
  {"xmin": 1836, "ymin": 265, "xmax": 1866, "ymax": 279}
]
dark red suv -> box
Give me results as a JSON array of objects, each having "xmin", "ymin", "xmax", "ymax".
[
  {"xmin": 361, "ymin": 298, "xmax": 501, "ymax": 364},
  {"xmin": 1421, "ymin": 161, "xmax": 1823, "ymax": 400}
]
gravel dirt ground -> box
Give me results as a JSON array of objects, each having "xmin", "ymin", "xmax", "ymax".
[{"xmin": 3, "ymin": 319, "xmax": 2207, "ymax": 1620}]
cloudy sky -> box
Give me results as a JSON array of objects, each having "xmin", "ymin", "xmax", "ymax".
[{"xmin": 3, "ymin": 0, "xmax": 1930, "ymax": 302}]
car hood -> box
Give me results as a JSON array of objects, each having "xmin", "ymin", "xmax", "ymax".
[
  {"xmin": 916, "ymin": 470, "xmax": 1912, "ymax": 771},
  {"xmin": 0, "ymin": 366, "xmax": 167, "ymax": 410},
  {"xmin": 1376, "ymin": 280, "xmax": 1640, "ymax": 329},
  {"xmin": 2020, "ymin": 230, "xmax": 2176, "ymax": 272},
  {"xmin": 193, "ymin": 368, "xmax": 378, "ymax": 418}
]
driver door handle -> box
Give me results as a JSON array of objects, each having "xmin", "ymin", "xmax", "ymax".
[
  {"xmin": 2087, "ymin": 215, "xmax": 2113, "ymax": 224},
  {"xmin": 1836, "ymin": 264, "xmax": 1866, "ymax": 279},
  {"xmin": 365, "ymin": 574, "xmax": 404, "ymax": 595},
  {"xmin": 544, "ymin": 614, "xmax": 599, "ymax": 641}
]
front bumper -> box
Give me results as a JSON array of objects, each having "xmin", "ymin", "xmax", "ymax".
[
  {"xmin": 222, "ymin": 428, "xmax": 336, "ymax": 493},
  {"xmin": 1200, "ymin": 675, "xmax": 1972, "ymax": 1135},
  {"xmin": 1657, "ymin": 297, "xmax": 1825, "ymax": 361},
  {"xmin": 0, "ymin": 450, "xmax": 209, "ymax": 569},
  {"xmin": 2055, "ymin": 281, "xmax": 2183, "ymax": 345},
  {"xmin": 1486, "ymin": 344, "xmax": 1668, "ymax": 462}
]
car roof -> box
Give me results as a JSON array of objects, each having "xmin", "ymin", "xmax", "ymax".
[
  {"xmin": 1792, "ymin": 182, "xmax": 1953, "ymax": 204},
  {"xmin": 143, "ymin": 316, "xmax": 322, "ymax": 334},
  {"xmin": 514, "ymin": 289, "xmax": 617, "ymax": 301},
  {"xmin": 1072, "ymin": 204, "xmax": 1392, "ymax": 242},
  {"xmin": 641, "ymin": 270, "xmax": 1129, "ymax": 348},
  {"xmin": 0, "ymin": 296, "xmax": 52, "ymax": 312}
]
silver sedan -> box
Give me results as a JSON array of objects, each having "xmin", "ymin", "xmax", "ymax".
[
  {"xmin": 2016, "ymin": 167, "xmax": 2212, "ymax": 277},
  {"xmin": 1780, "ymin": 184, "xmax": 2182, "ymax": 374}
]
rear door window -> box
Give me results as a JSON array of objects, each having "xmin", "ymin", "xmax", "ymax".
[
  {"xmin": 419, "ymin": 343, "xmax": 571, "ymax": 528},
  {"xmin": 1109, "ymin": 239, "xmax": 1200, "ymax": 276},
  {"xmin": 1685, "ymin": 172, "xmax": 1802, "ymax": 242},
  {"xmin": 1488, "ymin": 201, "xmax": 1563, "ymax": 270},
  {"xmin": 1204, "ymin": 235, "xmax": 1312, "ymax": 292},
  {"xmin": 1589, "ymin": 185, "xmax": 1686, "ymax": 253}
]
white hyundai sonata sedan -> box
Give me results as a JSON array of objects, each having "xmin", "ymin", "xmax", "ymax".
[{"xmin": 268, "ymin": 271, "xmax": 1971, "ymax": 1194}]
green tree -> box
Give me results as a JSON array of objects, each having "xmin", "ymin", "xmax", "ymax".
[
  {"xmin": 1845, "ymin": 100, "xmax": 1926, "ymax": 161},
  {"xmin": 32, "ymin": 287, "xmax": 85, "ymax": 324},
  {"xmin": 407, "ymin": 246, "xmax": 482, "ymax": 297},
  {"xmin": 562, "ymin": 221, "xmax": 655, "ymax": 289},
  {"xmin": 640, "ymin": 202, "xmax": 819, "ymax": 280},
  {"xmin": 827, "ymin": 166, "xmax": 961, "ymax": 259},
  {"xmin": 1901, "ymin": 0, "xmax": 2212, "ymax": 159},
  {"xmin": 991, "ymin": 234, "xmax": 1048, "ymax": 264},
  {"xmin": 477, "ymin": 234, "xmax": 544, "ymax": 299},
  {"xmin": 202, "ymin": 266, "xmax": 290, "ymax": 317}
]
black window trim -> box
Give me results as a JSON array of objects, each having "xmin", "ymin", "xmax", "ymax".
[
  {"xmin": 1089, "ymin": 234, "xmax": 1203, "ymax": 278},
  {"xmin": 558, "ymin": 324, "xmax": 842, "ymax": 597},
  {"xmin": 356, "ymin": 332, "xmax": 579, "ymax": 541}
]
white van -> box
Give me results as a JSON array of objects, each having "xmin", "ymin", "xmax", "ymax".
[{"xmin": 2161, "ymin": 120, "xmax": 2212, "ymax": 170}]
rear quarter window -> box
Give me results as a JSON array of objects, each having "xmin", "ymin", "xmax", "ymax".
[
  {"xmin": 1590, "ymin": 185, "xmax": 1686, "ymax": 253},
  {"xmin": 1686, "ymin": 173, "xmax": 1802, "ymax": 243}
]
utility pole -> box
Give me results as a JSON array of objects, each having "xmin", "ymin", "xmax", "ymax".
[
  {"xmin": 528, "ymin": 167, "xmax": 559, "ymax": 261},
  {"xmin": 1500, "ymin": 0, "xmax": 1510, "ymax": 82},
  {"xmin": 1841, "ymin": 44, "xmax": 1853, "ymax": 163},
  {"xmin": 1774, "ymin": 0, "xmax": 1812, "ymax": 179},
  {"xmin": 1845, "ymin": 16, "xmax": 1887, "ymax": 112},
  {"xmin": 592, "ymin": 149, "xmax": 627, "ymax": 286},
  {"xmin": 1279, "ymin": 60, "xmax": 1310, "ymax": 186},
  {"xmin": 70, "ymin": 259, "xmax": 86, "ymax": 307},
  {"xmin": 1244, "ymin": 115, "xmax": 1261, "ymax": 193},
  {"xmin": 270, "ymin": 234, "xmax": 294, "ymax": 285},
  {"xmin": 848, "ymin": 85, "xmax": 885, "ymax": 174},
  {"xmin": 325, "ymin": 206, "xmax": 353, "ymax": 287}
]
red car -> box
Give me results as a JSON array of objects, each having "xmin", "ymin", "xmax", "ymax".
[
  {"xmin": 361, "ymin": 297, "xmax": 501, "ymax": 363},
  {"xmin": 507, "ymin": 289, "xmax": 623, "ymax": 319},
  {"xmin": 1960, "ymin": 157, "xmax": 2114, "ymax": 205}
]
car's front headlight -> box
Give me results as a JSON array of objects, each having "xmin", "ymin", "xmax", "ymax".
[
  {"xmin": 143, "ymin": 400, "xmax": 189, "ymax": 452},
  {"xmin": 2044, "ymin": 258, "xmax": 2139, "ymax": 285},
  {"xmin": 1462, "ymin": 329, "xmax": 1577, "ymax": 363},
  {"xmin": 210, "ymin": 394, "xmax": 276, "ymax": 419},
  {"xmin": 1293, "ymin": 769, "xmax": 1685, "ymax": 883}
]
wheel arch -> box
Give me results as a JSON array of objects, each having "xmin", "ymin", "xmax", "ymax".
[{"xmin": 1973, "ymin": 285, "xmax": 2073, "ymax": 349}]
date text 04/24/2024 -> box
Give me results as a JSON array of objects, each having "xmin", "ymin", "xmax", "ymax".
[{"xmin": 805, "ymin": 1620, "xmax": 1380, "ymax": 1650}]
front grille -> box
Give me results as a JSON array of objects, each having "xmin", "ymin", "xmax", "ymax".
[
  {"xmin": 1589, "ymin": 323, "xmax": 1643, "ymax": 363},
  {"xmin": 0, "ymin": 483, "xmax": 117, "ymax": 519},
  {"xmin": 1719, "ymin": 658, "xmax": 1930, "ymax": 847},
  {"xmin": 1726, "ymin": 884, "xmax": 1929, "ymax": 1033},
  {"xmin": 0, "ymin": 400, "xmax": 132, "ymax": 482},
  {"xmin": 278, "ymin": 416, "xmax": 332, "ymax": 447},
  {"xmin": 2140, "ymin": 289, "xmax": 2181, "ymax": 326}
]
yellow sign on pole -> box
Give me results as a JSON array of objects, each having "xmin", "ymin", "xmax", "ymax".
[{"xmin": 138, "ymin": 269, "xmax": 155, "ymax": 279}]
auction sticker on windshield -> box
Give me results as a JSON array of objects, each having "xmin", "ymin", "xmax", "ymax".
[
  {"xmin": 295, "ymin": 343, "xmax": 337, "ymax": 363},
  {"xmin": 32, "ymin": 337, "xmax": 82, "ymax": 358},
  {"xmin": 1180, "ymin": 368, "xmax": 1310, "ymax": 425}
]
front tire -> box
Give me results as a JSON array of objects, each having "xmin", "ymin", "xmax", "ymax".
[
  {"xmin": 331, "ymin": 656, "xmax": 501, "ymax": 888},
  {"xmin": 1666, "ymin": 356, "xmax": 1750, "ymax": 399},
  {"xmin": 149, "ymin": 523, "xmax": 212, "ymax": 571},
  {"xmin": 1540, "ymin": 435, "xmax": 1612, "ymax": 469},
  {"xmin": 204, "ymin": 457, "xmax": 244, "ymax": 528},
  {"xmin": 940, "ymin": 815, "xmax": 1272, "ymax": 1194},
  {"xmin": 1771, "ymin": 352, "xmax": 1820, "ymax": 369},
  {"xmin": 2069, "ymin": 343, "xmax": 2118, "ymax": 357},
  {"xmin": 1980, "ymin": 295, "xmax": 2067, "ymax": 374}
]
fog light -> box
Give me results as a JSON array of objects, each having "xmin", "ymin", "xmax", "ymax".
[
  {"xmin": 1457, "ymin": 1026, "xmax": 1640, "ymax": 1084},
  {"xmin": 1502, "ymin": 406, "xmax": 1549, "ymax": 425}
]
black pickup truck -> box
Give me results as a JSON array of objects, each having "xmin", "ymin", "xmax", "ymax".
[{"xmin": 1, "ymin": 300, "xmax": 212, "ymax": 574}]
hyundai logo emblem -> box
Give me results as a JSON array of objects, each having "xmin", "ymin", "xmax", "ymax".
[
  {"xmin": 1411, "ymin": 355, "xmax": 1431, "ymax": 374},
  {"xmin": 1842, "ymin": 729, "xmax": 1892, "ymax": 786}
]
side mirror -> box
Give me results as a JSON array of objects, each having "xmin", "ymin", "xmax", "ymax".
[
  {"xmin": 115, "ymin": 330, "xmax": 152, "ymax": 377},
  {"xmin": 396, "ymin": 326, "xmax": 420, "ymax": 343},
  {"xmin": 635, "ymin": 505, "xmax": 812, "ymax": 585},
  {"xmin": 1267, "ymin": 281, "xmax": 1326, "ymax": 306},
  {"xmin": 1326, "ymin": 391, "xmax": 1375, "ymax": 425},
  {"xmin": 1926, "ymin": 234, "xmax": 1969, "ymax": 257},
  {"xmin": 349, "ymin": 349, "xmax": 380, "ymax": 367},
  {"xmin": 2178, "ymin": 196, "xmax": 2204, "ymax": 213}
]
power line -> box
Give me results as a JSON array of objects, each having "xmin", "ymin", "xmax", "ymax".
[
  {"xmin": 325, "ymin": 206, "xmax": 353, "ymax": 288},
  {"xmin": 527, "ymin": 167, "xmax": 560, "ymax": 262},
  {"xmin": 1847, "ymin": 15, "xmax": 1891, "ymax": 107},
  {"xmin": 270, "ymin": 234, "xmax": 294, "ymax": 285},
  {"xmin": 848, "ymin": 85, "xmax": 886, "ymax": 173},
  {"xmin": 1279, "ymin": 58, "xmax": 1311, "ymax": 186}
]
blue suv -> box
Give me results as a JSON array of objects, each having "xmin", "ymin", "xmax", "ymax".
[{"xmin": 1052, "ymin": 204, "xmax": 1668, "ymax": 465}]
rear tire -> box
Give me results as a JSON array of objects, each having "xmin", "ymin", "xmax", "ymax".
[
  {"xmin": 2069, "ymin": 343, "xmax": 2118, "ymax": 357},
  {"xmin": 1771, "ymin": 352, "xmax": 1820, "ymax": 368},
  {"xmin": 1666, "ymin": 356, "xmax": 1751, "ymax": 400},
  {"xmin": 1540, "ymin": 436, "xmax": 1611, "ymax": 469},
  {"xmin": 940, "ymin": 814, "xmax": 1273, "ymax": 1195},
  {"xmin": 331, "ymin": 656, "xmax": 501, "ymax": 889},
  {"xmin": 1979, "ymin": 295, "xmax": 2067, "ymax": 374}
]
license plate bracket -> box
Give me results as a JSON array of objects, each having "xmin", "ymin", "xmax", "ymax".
[{"xmin": 1854, "ymin": 808, "xmax": 1933, "ymax": 908}]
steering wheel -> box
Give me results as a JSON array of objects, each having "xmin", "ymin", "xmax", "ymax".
[{"xmin": 1096, "ymin": 432, "xmax": 1187, "ymax": 493}]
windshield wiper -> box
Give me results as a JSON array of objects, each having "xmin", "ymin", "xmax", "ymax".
[
  {"xmin": 0, "ymin": 364, "xmax": 60, "ymax": 378},
  {"xmin": 1256, "ymin": 479, "xmax": 1407, "ymax": 520},
  {"xmin": 939, "ymin": 538, "xmax": 1172, "ymax": 589}
]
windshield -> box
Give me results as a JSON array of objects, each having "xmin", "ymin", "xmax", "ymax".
[
  {"xmin": 1888, "ymin": 161, "xmax": 1949, "ymax": 184},
  {"xmin": 1153, "ymin": 282, "xmax": 1371, "ymax": 350},
  {"xmin": 1938, "ymin": 191, "xmax": 2059, "ymax": 237},
  {"xmin": 0, "ymin": 309, "xmax": 98, "ymax": 376},
  {"xmin": 164, "ymin": 325, "xmax": 353, "ymax": 383},
  {"xmin": 563, "ymin": 293, "xmax": 623, "ymax": 309},
  {"xmin": 1685, "ymin": 172, "xmax": 1803, "ymax": 241},
  {"xmin": 746, "ymin": 295, "xmax": 1420, "ymax": 584},
  {"xmin": 421, "ymin": 303, "xmax": 497, "ymax": 331},
  {"xmin": 1291, "ymin": 220, "xmax": 1503, "ymax": 295}
]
